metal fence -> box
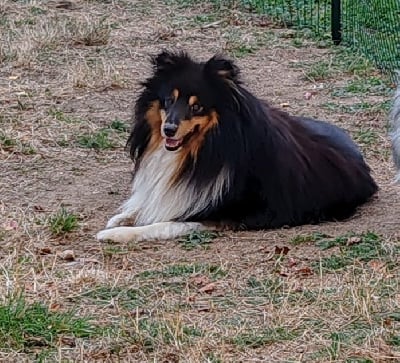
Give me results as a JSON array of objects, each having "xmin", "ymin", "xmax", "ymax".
[{"xmin": 216, "ymin": 0, "xmax": 400, "ymax": 81}]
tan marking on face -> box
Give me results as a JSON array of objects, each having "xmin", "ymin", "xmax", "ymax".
[
  {"xmin": 172, "ymin": 89, "xmax": 179, "ymax": 101},
  {"xmin": 170, "ymin": 111, "xmax": 219, "ymax": 185},
  {"xmin": 188, "ymin": 95, "xmax": 198, "ymax": 106},
  {"xmin": 145, "ymin": 100, "xmax": 163, "ymax": 154}
]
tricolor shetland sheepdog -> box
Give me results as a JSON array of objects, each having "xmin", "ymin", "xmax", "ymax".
[{"xmin": 96, "ymin": 51, "xmax": 378, "ymax": 243}]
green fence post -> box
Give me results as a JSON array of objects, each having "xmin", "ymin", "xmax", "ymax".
[{"xmin": 331, "ymin": 0, "xmax": 342, "ymax": 45}]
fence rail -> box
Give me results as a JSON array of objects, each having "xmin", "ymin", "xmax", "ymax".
[{"xmin": 216, "ymin": 0, "xmax": 400, "ymax": 81}]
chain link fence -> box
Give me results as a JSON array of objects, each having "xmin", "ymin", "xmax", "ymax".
[{"xmin": 216, "ymin": 0, "xmax": 400, "ymax": 81}]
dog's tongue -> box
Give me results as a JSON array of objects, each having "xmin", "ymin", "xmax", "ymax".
[{"xmin": 165, "ymin": 138, "xmax": 182, "ymax": 148}]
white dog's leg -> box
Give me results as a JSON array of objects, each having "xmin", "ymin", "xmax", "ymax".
[
  {"xmin": 105, "ymin": 213, "xmax": 131, "ymax": 228},
  {"xmin": 96, "ymin": 221, "xmax": 215, "ymax": 243}
]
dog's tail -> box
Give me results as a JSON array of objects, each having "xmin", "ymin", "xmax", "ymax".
[{"xmin": 390, "ymin": 73, "xmax": 400, "ymax": 182}]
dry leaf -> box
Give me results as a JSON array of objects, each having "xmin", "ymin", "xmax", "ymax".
[
  {"xmin": 295, "ymin": 267, "xmax": 313, "ymax": 277},
  {"xmin": 274, "ymin": 246, "xmax": 290, "ymax": 255},
  {"xmin": 197, "ymin": 304, "xmax": 211, "ymax": 312},
  {"xmin": 49, "ymin": 303, "xmax": 61, "ymax": 311},
  {"xmin": 60, "ymin": 336, "xmax": 76, "ymax": 347},
  {"xmin": 33, "ymin": 205, "xmax": 45, "ymax": 212},
  {"xmin": 198, "ymin": 282, "xmax": 216, "ymax": 294},
  {"xmin": 38, "ymin": 247, "xmax": 52, "ymax": 255},
  {"xmin": 191, "ymin": 275, "xmax": 210, "ymax": 287}
]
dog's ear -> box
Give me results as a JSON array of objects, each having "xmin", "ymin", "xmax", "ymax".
[
  {"xmin": 151, "ymin": 50, "xmax": 190, "ymax": 72},
  {"xmin": 204, "ymin": 55, "xmax": 240, "ymax": 82}
]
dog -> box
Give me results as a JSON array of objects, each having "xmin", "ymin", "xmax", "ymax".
[
  {"xmin": 96, "ymin": 50, "xmax": 378, "ymax": 243},
  {"xmin": 390, "ymin": 79, "xmax": 400, "ymax": 182}
]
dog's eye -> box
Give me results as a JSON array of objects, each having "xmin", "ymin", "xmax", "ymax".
[
  {"xmin": 164, "ymin": 97, "xmax": 173, "ymax": 109},
  {"xmin": 191, "ymin": 103, "xmax": 203, "ymax": 114}
]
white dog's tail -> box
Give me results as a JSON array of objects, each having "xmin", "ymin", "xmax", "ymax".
[{"xmin": 390, "ymin": 74, "xmax": 400, "ymax": 183}]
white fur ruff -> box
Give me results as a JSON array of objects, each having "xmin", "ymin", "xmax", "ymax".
[{"xmin": 96, "ymin": 145, "xmax": 230, "ymax": 242}]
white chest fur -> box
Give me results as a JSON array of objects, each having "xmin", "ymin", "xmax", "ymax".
[{"xmin": 121, "ymin": 146, "xmax": 229, "ymax": 226}]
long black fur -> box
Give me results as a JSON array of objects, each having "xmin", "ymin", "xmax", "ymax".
[{"xmin": 127, "ymin": 51, "xmax": 378, "ymax": 230}]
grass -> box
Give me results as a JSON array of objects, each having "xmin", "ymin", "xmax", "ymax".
[
  {"xmin": 301, "ymin": 47, "xmax": 377, "ymax": 83},
  {"xmin": 353, "ymin": 128, "xmax": 379, "ymax": 146},
  {"xmin": 0, "ymin": 130, "xmax": 36, "ymax": 154},
  {"xmin": 230, "ymin": 0, "xmax": 399, "ymax": 80},
  {"xmin": 127, "ymin": 318, "xmax": 203, "ymax": 353},
  {"xmin": 48, "ymin": 207, "xmax": 79, "ymax": 235},
  {"xmin": 138, "ymin": 263, "xmax": 227, "ymax": 280},
  {"xmin": 77, "ymin": 129, "xmax": 118, "ymax": 149},
  {"xmin": 290, "ymin": 232, "xmax": 330, "ymax": 245},
  {"xmin": 68, "ymin": 16, "xmax": 111, "ymax": 46},
  {"xmin": 109, "ymin": 119, "xmax": 129, "ymax": 132},
  {"xmin": 331, "ymin": 77, "xmax": 391, "ymax": 98},
  {"xmin": 0, "ymin": 131, "xmax": 17, "ymax": 151},
  {"xmin": 313, "ymin": 232, "xmax": 395, "ymax": 272},
  {"xmin": 231, "ymin": 326, "xmax": 299, "ymax": 349},
  {"xmin": 78, "ymin": 285, "xmax": 150, "ymax": 309},
  {"xmin": 0, "ymin": 294, "xmax": 98, "ymax": 351},
  {"xmin": 48, "ymin": 107, "xmax": 81, "ymax": 123},
  {"xmin": 178, "ymin": 230, "xmax": 219, "ymax": 250}
]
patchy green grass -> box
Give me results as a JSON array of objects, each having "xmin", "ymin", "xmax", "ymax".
[
  {"xmin": 303, "ymin": 60, "xmax": 334, "ymax": 82},
  {"xmin": 138, "ymin": 263, "xmax": 227, "ymax": 280},
  {"xmin": 353, "ymin": 128, "xmax": 379, "ymax": 146},
  {"xmin": 48, "ymin": 207, "xmax": 79, "ymax": 235},
  {"xmin": 48, "ymin": 107, "xmax": 82, "ymax": 123},
  {"xmin": 0, "ymin": 131, "xmax": 17, "ymax": 151},
  {"xmin": 301, "ymin": 47, "xmax": 377, "ymax": 82},
  {"xmin": 109, "ymin": 119, "xmax": 129, "ymax": 132},
  {"xmin": 230, "ymin": 326, "xmax": 299, "ymax": 349},
  {"xmin": 290, "ymin": 232, "xmax": 330, "ymax": 245},
  {"xmin": 321, "ymin": 100, "xmax": 389, "ymax": 116},
  {"xmin": 0, "ymin": 294, "xmax": 98, "ymax": 351},
  {"xmin": 78, "ymin": 285, "xmax": 150, "ymax": 310},
  {"xmin": 77, "ymin": 129, "xmax": 117, "ymax": 149},
  {"xmin": 313, "ymin": 232, "xmax": 394, "ymax": 272},
  {"xmin": 178, "ymin": 230, "xmax": 219, "ymax": 250},
  {"xmin": 0, "ymin": 131, "xmax": 36, "ymax": 154},
  {"xmin": 331, "ymin": 77, "xmax": 391, "ymax": 98}
]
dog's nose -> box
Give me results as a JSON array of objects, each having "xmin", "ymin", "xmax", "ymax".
[{"xmin": 163, "ymin": 123, "xmax": 178, "ymax": 137}]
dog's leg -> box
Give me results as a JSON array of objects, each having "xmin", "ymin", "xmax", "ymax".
[
  {"xmin": 96, "ymin": 221, "xmax": 216, "ymax": 243},
  {"xmin": 105, "ymin": 213, "xmax": 131, "ymax": 228},
  {"xmin": 104, "ymin": 192, "xmax": 139, "ymax": 228}
]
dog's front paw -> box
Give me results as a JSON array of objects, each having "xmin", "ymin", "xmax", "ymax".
[
  {"xmin": 105, "ymin": 213, "xmax": 126, "ymax": 229},
  {"xmin": 96, "ymin": 229, "xmax": 118, "ymax": 242},
  {"xmin": 96, "ymin": 227, "xmax": 142, "ymax": 243}
]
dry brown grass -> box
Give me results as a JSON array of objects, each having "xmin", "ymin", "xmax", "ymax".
[{"xmin": 0, "ymin": 0, "xmax": 399, "ymax": 362}]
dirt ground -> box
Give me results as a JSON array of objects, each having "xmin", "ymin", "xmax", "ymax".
[{"xmin": 1, "ymin": 0, "xmax": 399, "ymax": 362}]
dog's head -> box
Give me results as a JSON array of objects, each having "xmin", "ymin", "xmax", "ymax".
[{"xmin": 142, "ymin": 50, "xmax": 240, "ymax": 152}]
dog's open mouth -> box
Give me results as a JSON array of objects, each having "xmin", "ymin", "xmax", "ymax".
[
  {"xmin": 165, "ymin": 138, "xmax": 183, "ymax": 151},
  {"xmin": 164, "ymin": 126, "xmax": 200, "ymax": 151}
]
